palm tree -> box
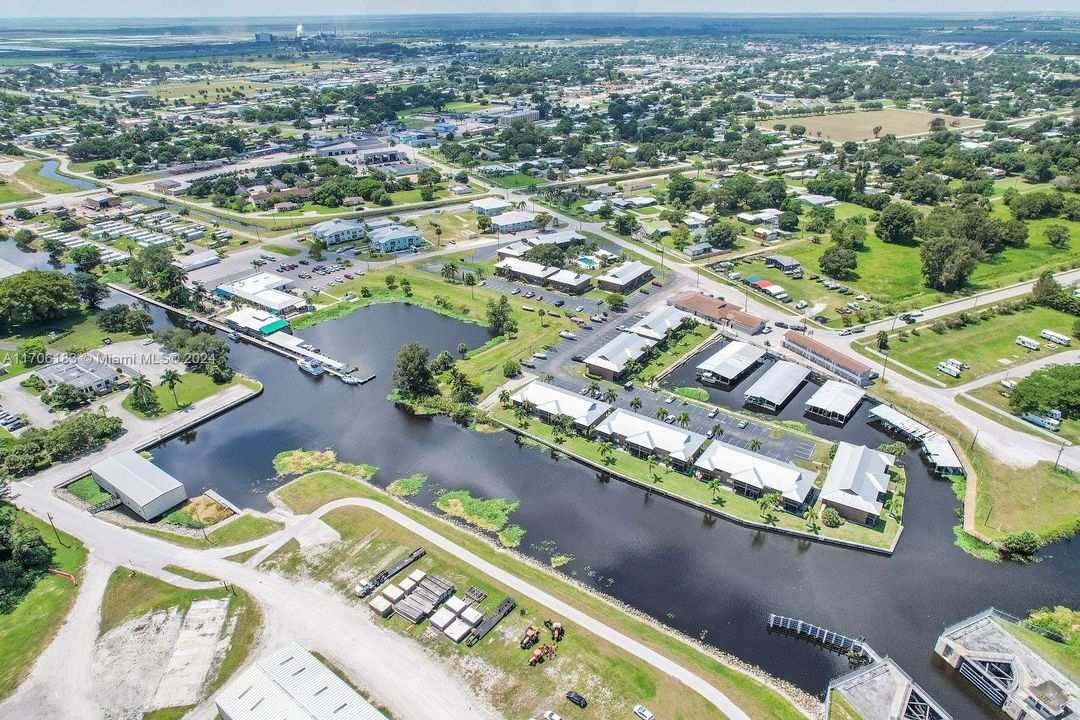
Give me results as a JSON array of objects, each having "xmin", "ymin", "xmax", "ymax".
[
  {"xmin": 602, "ymin": 388, "xmax": 617, "ymax": 404},
  {"xmin": 655, "ymin": 407, "xmax": 668, "ymax": 421},
  {"xmin": 156, "ymin": 265, "xmax": 189, "ymax": 306},
  {"xmin": 629, "ymin": 396, "xmax": 643, "ymax": 411},
  {"xmin": 757, "ymin": 492, "xmax": 781, "ymax": 518},
  {"xmin": 129, "ymin": 375, "xmax": 158, "ymax": 414},
  {"xmin": 538, "ymin": 308, "xmax": 546, "ymax": 327},
  {"xmin": 161, "ymin": 369, "xmax": 183, "ymax": 405},
  {"xmin": 441, "ymin": 262, "xmax": 457, "ymax": 281},
  {"xmin": 750, "ymin": 438, "xmax": 762, "ymax": 453},
  {"xmin": 498, "ymin": 389, "xmax": 511, "ymax": 407},
  {"xmin": 707, "ymin": 477, "xmax": 721, "ymax": 501},
  {"xmin": 599, "ymin": 441, "xmax": 614, "ymax": 464},
  {"xmin": 711, "ymin": 423, "xmax": 724, "ymax": 438},
  {"xmin": 676, "ymin": 411, "xmax": 690, "ymax": 428},
  {"xmin": 804, "ymin": 510, "xmax": 821, "ymax": 534},
  {"xmin": 447, "ymin": 368, "xmax": 472, "ymax": 401},
  {"xmin": 190, "ymin": 281, "xmax": 207, "ymax": 310},
  {"xmin": 457, "ymin": 342, "xmax": 468, "ymax": 359},
  {"xmin": 587, "ymin": 380, "xmax": 600, "ymax": 395}
]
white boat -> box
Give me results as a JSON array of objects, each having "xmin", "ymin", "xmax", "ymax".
[
  {"xmin": 340, "ymin": 375, "xmax": 360, "ymax": 385},
  {"xmin": 297, "ymin": 358, "xmax": 325, "ymax": 376},
  {"xmin": 227, "ymin": 331, "xmax": 240, "ymax": 342}
]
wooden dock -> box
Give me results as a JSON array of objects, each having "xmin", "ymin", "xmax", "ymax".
[{"xmin": 767, "ymin": 614, "xmax": 877, "ymax": 661}]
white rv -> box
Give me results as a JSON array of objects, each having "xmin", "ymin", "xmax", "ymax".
[
  {"xmin": 1039, "ymin": 329, "xmax": 1071, "ymax": 346},
  {"xmin": 1016, "ymin": 335, "xmax": 1041, "ymax": 351}
]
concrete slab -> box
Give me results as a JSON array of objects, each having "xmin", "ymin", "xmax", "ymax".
[
  {"xmin": 149, "ymin": 598, "xmax": 230, "ymax": 710},
  {"xmin": 293, "ymin": 517, "xmax": 340, "ymax": 548}
]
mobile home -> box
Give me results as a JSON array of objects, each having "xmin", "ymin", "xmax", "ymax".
[
  {"xmin": 1039, "ymin": 329, "xmax": 1071, "ymax": 346},
  {"xmin": 1022, "ymin": 412, "xmax": 1060, "ymax": 431},
  {"xmin": 1016, "ymin": 335, "xmax": 1041, "ymax": 350}
]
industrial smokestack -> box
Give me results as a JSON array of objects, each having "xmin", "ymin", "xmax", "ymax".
[{"xmin": 296, "ymin": 24, "xmax": 303, "ymax": 38}]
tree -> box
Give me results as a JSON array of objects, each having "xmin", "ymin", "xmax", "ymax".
[
  {"xmin": 655, "ymin": 407, "xmax": 669, "ymax": 421},
  {"xmin": 69, "ymin": 245, "xmax": 102, "ymax": 272},
  {"xmin": 750, "ymin": 439, "xmax": 762, "ymax": 453},
  {"xmin": 874, "ymin": 203, "xmax": 918, "ymax": 245},
  {"xmin": 629, "ymin": 396, "xmax": 643, "ymax": 411},
  {"xmin": 12, "ymin": 206, "xmax": 33, "ymax": 221},
  {"xmin": 46, "ymin": 382, "xmax": 87, "ymax": 411},
  {"xmin": 129, "ymin": 375, "xmax": 161, "ymax": 415},
  {"xmin": 603, "ymin": 388, "xmax": 618, "ymax": 404},
  {"xmin": 920, "ymin": 236, "xmax": 980, "ymax": 291},
  {"xmin": 806, "ymin": 206, "xmax": 835, "ymax": 233},
  {"xmin": 457, "ymin": 342, "xmax": 469, "ymax": 359},
  {"xmin": 537, "ymin": 308, "xmax": 546, "ymax": 327},
  {"xmin": 0, "ymin": 507, "xmax": 55, "ymax": 613},
  {"xmin": 476, "ymin": 214, "xmax": 492, "ymax": 232},
  {"xmin": 13, "ymin": 229, "xmax": 35, "ymax": 251},
  {"xmin": 613, "ymin": 214, "xmax": 639, "ymax": 236},
  {"xmin": 392, "ymin": 342, "xmax": 437, "ymax": 398},
  {"xmin": 1009, "ymin": 364, "xmax": 1080, "ymax": 419},
  {"xmin": 308, "ymin": 238, "xmax": 326, "ymax": 260},
  {"xmin": 605, "ymin": 293, "xmax": 626, "ymax": 312},
  {"xmin": 446, "ymin": 367, "xmax": 476, "ymax": 403},
  {"xmin": 486, "ymin": 295, "xmax": 517, "ymax": 335},
  {"xmin": 705, "ymin": 221, "xmax": 739, "ymax": 249},
  {"xmin": 71, "ymin": 272, "xmax": 109, "ymax": 309},
  {"xmin": 1000, "ymin": 531, "xmax": 1041, "ymax": 562},
  {"xmin": 502, "ymin": 359, "xmax": 520, "ymax": 378},
  {"xmin": 777, "ymin": 211, "xmax": 799, "ymax": 232},
  {"xmin": 498, "ymin": 389, "xmax": 512, "ymax": 407},
  {"xmin": 676, "ymin": 411, "xmax": 690, "ymax": 428},
  {"xmin": 161, "ymin": 369, "xmax": 183, "ymax": 405},
  {"xmin": 876, "ymin": 330, "xmax": 889, "ymax": 350},
  {"xmin": 757, "ymin": 492, "xmax": 781, "ymax": 517},
  {"xmin": 533, "ymin": 212, "xmax": 551, "ymax": 232},
  {"xmin": 16, "ymin": 339, "xmax": 47, "ymax": 367},
  {"xmin": 156, "ymin": 265, "xmax": 189, "ymax": 306},
  {"xmin": 1046, "ymin": 224, "xmax": 1071, "ymax": 250},
  {"xmin": 441, "ymin": 262, "xmax": 457, "ymax": 281},
  {"xmin": 0, "ymin": 270, "xmax": 77, "ymax": 330},
  {"xmin": 821, "ymin": 507, "xmax": 843, "ymax": 528},
  {"xmin": 819, "ymin": 245, "xmax": 857, "ymax": 279}
]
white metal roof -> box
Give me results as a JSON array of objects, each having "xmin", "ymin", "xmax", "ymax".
[
  {"xmin": 819, "ymin": 442, "xmax": 893, "ymax": 516},
  {"xmin": 585, "ymin": 332, "xmax": 656, "ymax": 374},
  {"xmin": 694, "ymin": 442, "xmax": 815, "ymax": 503},
  {"xmin": 491, "ymin": 210, "xmax": 536, "ymax": 228},
  {"xmin": 744, "ymin": 360, "xmax": 809, "ymax": 407},
  {"xmin": 629, "ymin": 306, "xmax": 689, "ymax": 341},
  {"xmin": 868, "ymin": 405, "xmax": 932, "ymax": 438},
  {"xmin": 90, "ymin": 450, "xmax": 184, "ymax": 508},
  {"xmin": 214, "ymin": 642, "xmax": 387, "ymax": 720},
  {"xmin": 494, "ymin": 257, "xmax": 559, "ymax": 280},
  {"xmin": 511, "ymin": 381, "xmax": 611, "ymax": 427},
  {"xmin": 596, "ymin": 408, "xmax": 707, "ymax": 462},
  {"xmin": 805, "ymin": 380, "xmax": 864, "ymax": 417},
  {"xmin": 696, "ymin": 341, "xmax": 766, "ymax": 380},
  {"xmin": 597, "ymin": 260, "xmax": 652, "ymax": 286}
]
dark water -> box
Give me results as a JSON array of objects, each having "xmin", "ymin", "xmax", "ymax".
[
  {"xmin": 37, "ymin": 159, "xmax": 97, "ymax": 190},
  {"xmin": 141, "ymin": 300, "xmax": 1079, "ymax": 720},
  {"xmin": 127, "ymin": 195, "xmax": 293, "ymax": 234}
]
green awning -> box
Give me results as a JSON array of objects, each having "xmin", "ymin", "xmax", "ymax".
[{"xmin": 258, "ymin": 318, "xmax": 290, "ymax": 334}]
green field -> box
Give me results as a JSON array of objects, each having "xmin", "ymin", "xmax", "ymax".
[
  {"xmin": 862, "ymin": 305, "xmax": 1077, "ymax": 386},
  {"xmin": 0, "ymin": 179, "xmax": 40, "ymax": 203},
  {"xmin": 267, "ymin": 471, "xmax": 805, "ymax": 719},
  {"xmin": 491, "ymin": 173, "xmax": 546, "ymax": 189},
  {"xmin": 962, "ymin": 381, "xmax": 1080, "ymax": 445},
  {"xmin": 0, "ymin": 512, "xmax": 87, "ymax": 699},
  {"xmin": 67, "ymin": 475, "xmax": 112, "ymax": 505},
  {"xmin": 120, "ymin": 373, "xmax": 258, "ymax": 419},
  {"xmin": 261, "ymin": 243, "xmax": 299, "ymax": 256},
  {"xmin": 13, "ymin": 160, "xmax": 82, "ymax": 194},
  {"xmin": 630, "ymin": 322, "xmax": 714, "ymax": 383},
  {"xmin": 0, "ymin": 310, "xmax": 147, "ymax": 375}
]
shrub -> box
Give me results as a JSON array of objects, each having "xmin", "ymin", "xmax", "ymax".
[
  {"xmin": 822, "ymin": 507, "xmax": 844, "ymax": 528},
  {"xmin": 502, "ymin": 359, "xmax": 520, "ymax": 378},
  {"xmin": 1000, "ymin": 531, "xmax": 1041, "ymax": 561}
]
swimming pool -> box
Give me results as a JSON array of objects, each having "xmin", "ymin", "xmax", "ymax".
[{"xmin": 576, "ymin": 256, "xmax": 597, "ymax": 268}]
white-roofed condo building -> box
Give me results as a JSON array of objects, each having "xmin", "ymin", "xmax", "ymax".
[
  {"xmin": 744, "ymin": 360, "xmax": 809, "ymax": 411},
  {"xmin": 584, "ymin": 332, "xmax": 656, "ymax": 381},
  {"xmin": 510, "ymin": 381, "xmax": 612, "ymax": 431},
  {"xmin": 595, "ymin": 408, "xmax": 707, "ymax": 470},
  {"xmin": 819, "ymin": 442, "xmax": 895, "ymax": 527},
  {"xmin": 694, "ymin": 442, "xmax": 817, "ymax": 514},
  {"xmin": 596, "ymin": 260, "xmax": 653, "ymax": 294}
]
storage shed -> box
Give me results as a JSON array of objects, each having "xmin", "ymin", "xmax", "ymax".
[{"xmin": 89, "ymin": 450, "xmax": 188, "ymax": 521}]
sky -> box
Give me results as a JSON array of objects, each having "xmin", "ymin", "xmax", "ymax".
[{"xmin": 2, "ymin": 1, "xmax": 1078, "ymax": 19}]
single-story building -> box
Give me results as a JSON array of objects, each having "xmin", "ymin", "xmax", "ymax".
[
  {"xmin": 469, "ymin": 197, "xmax": 513, "ymax": 216},
  {"xmin": 510, "ymin": 381, "xmax": 611, "ymax": 430},
  {"xmin": 819, "ymin": 442, "xmax": 894, "ymax": 526},
  {"xmin": 797, "ymin": 193, "xmax": 838, "ymax": 207},
  {"xmin": 490, "ymin": 211, "xmax": 538, "ymax": 234},
  {"xmin": 175, "ymin": 250, "xmax": 221, "ymax": 273},
  {"xmin": 494, "ymin": 258, "xmax": 559, "ymax": 285},
  {"xmin": 584, "ymin": 332, "xmax": 656, "ymax": 381},
  {"xmin": 804, "ymin": 380, "xmax": 865, "ymax": 423},
  {"xmin": 694, "ymin": 442, "xmax": 816, "ymax": 514},
  {"xmin": 581, "ymin": 200, "xmax": 608, "ymax": 214},
  {"xmin": 696, "ymin": 341, "xmax": 766, "ymax": 385},
  {"xmin": 628, "ymin": 305, "xmax": 689, "ymax": 342},
  {"xmin": 736, "ymin": 208, "xmax": 782, "ymax": 225},
  {"xmin": 215, "ymin": 272, "xmax": 305, "ymax": 314},
  {"xmin": 34, "ymin": 355, "xmax": 120, "ymax": 395},
  {"xmin": 216, "ymin": 642, "xmax": 388, "ymax": 720},
  {"xmin": 783, "ymin": 331, "xmax": 875, "ymax": 387},
  {"xmin": 765, "ymin": 254, "xmax": 801, "ymax": 273},
  {"xmin": 744, "ymin": 360, "xmax": 809, "ymax": 411},
  {"xmin": 224, "ymin": 307, "xmax": 291, "ymax": 336},
  {"xmin": 595, "ymin": 408, "xmax": 707, "ymax": 470},
  {"xmin": 867, "ymin": 405, "xmax": 964, "ymax": 477},
  {"xmin": 89, "ymin": 450, "xmax": 188, "ymax": 521},
  {"xmin": 684, "ymin": 211, "xmax": 712, "ymax": 229},
  {"xmin": 670, "ymin": 292, "xmax": 767, "ymax": 335},
  {"xmin": 546, "ymin": 268, "xmax": 593, "ymax": 294},
  {"xmin": 83, "ymin": 195, "xmax": 123, "ymax": 211},
  {"xmin": 596, "ymin": 260, "xmax": 653, "ymax": 294}
]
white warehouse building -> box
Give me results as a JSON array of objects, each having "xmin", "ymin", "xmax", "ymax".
[{"xmin": 89, "ymin": 450, "xmax": 188, "ymax": 521}]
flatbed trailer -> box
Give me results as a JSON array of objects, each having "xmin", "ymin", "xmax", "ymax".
[
  {"xmin": 355, "ymin": 546, "xmax": 426, "ymax": 597},
  {"xmin": 466, "ymin": 597, "xmax": 516, "ymax": 646}
]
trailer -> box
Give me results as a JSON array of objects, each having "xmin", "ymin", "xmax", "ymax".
[
  {"xmin": 1039, "ymin": 329, "xmax": 1071, "ymax": 346},
  {"xmin": 354, "ymin": 546, "xmax": 426, "ymax": 597},
  {"xmin": 466, "ymin": 597, "xmax": 517, "ymax": 647}
]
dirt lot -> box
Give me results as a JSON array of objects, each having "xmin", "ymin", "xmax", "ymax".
[{"xmin": 793, "ymin": 108, "xmax": 984, "ymax": 142}]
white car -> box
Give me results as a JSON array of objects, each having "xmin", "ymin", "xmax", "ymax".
[
  {"xmin": 543, "ymin": 713, "xmax": 562, "ymax": 720},
  {"xmin": 141, "ymin": 338, "xmax": 154, "ymax": 346},
  {"xmin": 634, "ymin": 705, "xmax": 655, "ymax": 720}
]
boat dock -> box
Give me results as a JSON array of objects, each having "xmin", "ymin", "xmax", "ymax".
[{"xmin": 767, "ymin": 614, "xmax": 878, "ymax": 662}]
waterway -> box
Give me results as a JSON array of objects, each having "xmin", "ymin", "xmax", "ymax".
[
  {"xmin": 127, "ymin": 194, "xmax": 284, "ymax": 235},
  {"xmin": 37, "ymin": 159, "xmax": 98, "ymax": 190},
  {"xmin": 136, "ymin": 299, "xmax": 1078, "ymax": 720}
]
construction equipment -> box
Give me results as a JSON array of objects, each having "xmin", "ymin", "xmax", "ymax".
[
  {"xmin": 545, "ymin": 619, "xmax": 564, "ymax": 642},
  {"xmin": 528, "ymin": 646, "xmax": 544, "ymax": 666},
  {"xmin": 521, "ymin": 626, "xmax": 539, "ymax": 649},
  {"xmin": 354, "ymin": 547, "xmax": 426, "ymax": 597}
]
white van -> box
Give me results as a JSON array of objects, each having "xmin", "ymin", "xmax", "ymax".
[
  {"xmin": 1016, "ymin": 335, "xmax": 1041, "ymax": 351},
  {"xmin": 1039, "ymin": 329, "xmax": 1071, "ymax": 346}
]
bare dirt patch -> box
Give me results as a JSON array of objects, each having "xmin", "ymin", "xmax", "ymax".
[{"xmin": 795, "ymin": 108, "xmax": 984, "ymax": 142}]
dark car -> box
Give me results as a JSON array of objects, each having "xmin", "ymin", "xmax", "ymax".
[{"xmin": 566, "ymin": 691, "xmax": 587, "ymax": 708}]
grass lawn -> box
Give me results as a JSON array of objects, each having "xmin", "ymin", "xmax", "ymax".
[
  {"xmin": 275, "ymin": 469, "xmax": 378, "ymax": 514},
  {"xmin": 13, "ymin": 160, "xmax": 81, "ymax": 194},
  {"xmin": 0, "ymin": 308, "xmax": 147, "ymax": 359},
  {"xmin": 387, "ymin": 186, "xmax": 450, "ymax": 205},
  {"xmin": 793, "ymin": 108, "xmax": 982, "ymax": 142},
  {"xmin": 67, "ymin": 475, "xmax": 112, "ymax": 505},
  {"xmin": 0, "ymin": 179, "xmax": 40, "ymax": 203},
  {"xmin": 261, "ymin": 243, "xmax": 299, "ymax": 256},
  {"xmin": 260, "ymin": 472, "xmax": 805, "ymax": 719},
  {"xmin": 961, "ymin": 382, "xmax": 1080, "ymax": 446},
  {"xmin": 491, "ymin": 173, "xmax": 547, "ymax": 189},
  {"xmin": 0, "ymin": 512, "xmax": 87, "ymax": 700},
  {"xmin": 132, "ymin": 511, "xmax": 282, "ymax": 549},
  {"xmin": 860, "ymin": 305, "xmax": 1077, "ymax": 387},
  {"xmin": 98, "ymin": 568, "xmax": 260, "ymax": 699},
  {"xmin": 828, "ymin": 691, "xmax": 864, "ymax": 720},
  {"xmin": 162, "ymin": 565, "xmax": 217, "ymax": 583},
  {"xmin": 630, "ymin": 323, "xmax": 715, "ymax": 383},
  {"xmin": 120, "ymin": 373, "xmax": 258, "ymax": 419}
]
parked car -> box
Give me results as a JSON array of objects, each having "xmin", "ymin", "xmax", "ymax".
[
  {"xmin": 566, "ymin": 691, "xmax": 588, "ymax": 708},
  {"xmin": 634, "ymin": 705, "xmax": 655, "ymax": 720},
  {"xmin": 737, "ymin": 419, "xmax": 749, "ymax": 429},
  {"xmin": 553, "ymin": 299, "xmax": 565, "ymax": 307},
  {"xmin": 708, "ymin": 408, "xmax": 718, "ymax": 418},
  {"xmin": 543, "ymin": 712, "xmax": 563, "ymax": 720}
]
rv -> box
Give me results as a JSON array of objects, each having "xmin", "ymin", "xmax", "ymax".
[
  {"xmin": 1039, "ymin": 329, "xmax": 1071, "ymax": 346},
  {"xmin": 936, "ymin": 361, "xmax": 962, "ymax": 378},
  {"xmin": 1016, "ymin": 335, "xmax": 1041, "ymax": 351},
  {"xmin": 999, "ymin": 379, "xmax": 1017, "ymax": 392},
  {"xmin": 1021, "ymin": 412, "xmax": 1060, "ymax": 431}
]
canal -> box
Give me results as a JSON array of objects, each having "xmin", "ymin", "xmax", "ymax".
[
  {"xmin": 138, "ymin": 300, "xmax": 1078, "ymax": 720},
  {"xmin": 37, "ymin": 159, "xmax": 98, "ymax": 190}
]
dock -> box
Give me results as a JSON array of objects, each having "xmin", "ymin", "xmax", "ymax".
[{"xmin": 767, "ymin": 614, "xmax": 878, "ymax": 662}]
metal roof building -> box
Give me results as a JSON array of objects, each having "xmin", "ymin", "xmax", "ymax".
[
  {"xmin": 744, "ymin": 360, "xmax": 809, "ymax": 411},
  {"xmin": 596, "ymin": 260, "xmax": 653, "ymax": 294},
  {"xmin": 89, "ymin": 450, "xmax": 188, "ymax": 521},
  {"xmin": 804, "ymin": 380, "xmax": 865, "ymax": 423},
  {"xmin": 819, "ymin": 442, "xmax": 894, "ymax": 526},
  {"xmin": 584, "ymin": 332, "xmax": 656, "ymax": 380},
  {"xmin": 628, "ymin": 305, "xmax": 689, "ymax": 341},
  {"xmin": 696, "ymin": 341, "xmax": 766, "ymax": 385},
  {"xmin": 216, "ymin": 642, "xmax": 388, "ymax": 720},
  {"xmin": 510, "ymin": 381, "xmax": 612, "ymax": 430},
  {"xmin": 868, "ymin": 405, "xmax": 964, "ymax": 477},
  {"xmin": 595, "ymin": 408, "xmax": 707, "ymax": 468}
]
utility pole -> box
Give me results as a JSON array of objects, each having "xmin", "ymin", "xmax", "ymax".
[
  {"xmin": 969, "ymin": 428, "xmax": 980, "ymax": 452},
  {"xmin": 1054, "ymin": 440, "xmax": 1066, "ymax": 471},
  {"xmin": 46, "ymin": 513, "xmax": 67, "ymax": 548}
]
